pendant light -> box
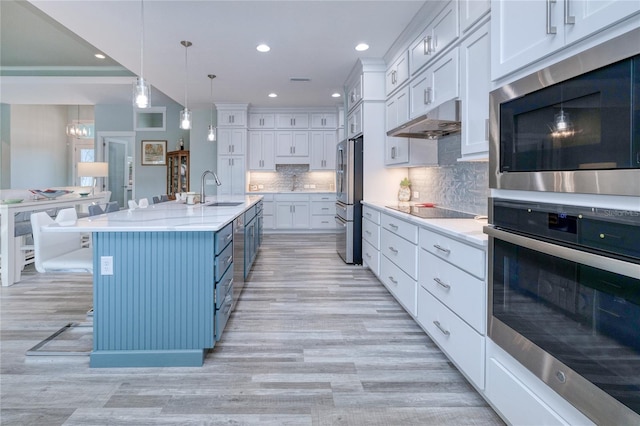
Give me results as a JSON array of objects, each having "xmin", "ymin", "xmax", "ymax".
[
  {"xmin": 207, "ymin": 74, "xmax": 217, "ymax": 142},
  {"xmin": 133, "ymin": 0, "xmax": 150, "ymax": 108},
  {"xmin": 179, "ymin": 40, "xmax": 192, "ymax": 130},
  {"xmin": 66, "ymin": 105, "xmax": 89, "ymax": 138}
]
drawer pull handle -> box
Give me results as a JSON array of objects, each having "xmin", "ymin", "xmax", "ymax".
[
  {"xmin": 433, "ymin": 320, "xmax": 450, "ymax": 336},
  {"xmin": 433, "ymin": 244, "xmax": 450, "ymax": 254},
  {"xmin": 388, "ymin": 276, "xmax": 398, "ymax": 285},
  {"xmin": 224, "ymin": 233, "xmax": 233, "ymax": 242},
  {"xmin": 225, "ymin": 255, "xmax": 233, "ymax": 266},
  {"xmin": 388, "ymin": 246, "xmax": 398, "ymax": 254},
  {"xmin": 365, "ymin": 230, "xmax": 372, "ymax": 235},
  {"xmin": 365, "ymin": 253, "xmax": 371, "ymax": 258},
  {"xmin": 389, "ymin": 223, "xmax": 399, "ymax": 229},
  {"xmin": 434, "ymin": 277, "xmax": 451, "ymax": 290}
]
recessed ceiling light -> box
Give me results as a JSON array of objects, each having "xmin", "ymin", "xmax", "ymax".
[
  {"xmin": 95, "ymin": 53, "xmax": 106, "ymax": 59},
  {"xmin": 268, "ymin": 93, "xmax": 277, "ymax": 98},
  {"xmin": 256, "ymin": 44, "xmax": 271, "ymax": 53},
  {"xmin": 355, "ymin": 43, "xmax": 369, "ymax": 52},
  {"xmin": 331, "ymin": 93, "xmax": 341, "ymax": 98}
]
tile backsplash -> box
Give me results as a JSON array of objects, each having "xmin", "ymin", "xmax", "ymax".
[
  {"xmin": 249, "ymin": 164, "xmax": 335, "ymax": 192},
  {"xmin": 407, "ymin": 134, "xmax": 489, "ymax": 215}
]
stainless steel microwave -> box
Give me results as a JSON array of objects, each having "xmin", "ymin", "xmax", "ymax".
[{"xmin": 489, "ymin": 27, "xmax": 640, "ymax": 197}]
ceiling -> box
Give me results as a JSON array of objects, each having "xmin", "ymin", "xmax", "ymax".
[{"xmin": 1, "ymin": 0, "xmax": 428, "ymax": 108}]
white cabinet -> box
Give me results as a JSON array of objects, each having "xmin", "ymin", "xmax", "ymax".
[
  {"xmin": 460, "ymin": 20, "xmax": 490, "ymax": 159},
  {"xmin": 385, "ymin": 86, "xmax": 438, "ymax": 167},
  {"xmin": 385, "ymin": 52, "xmax": 409, "ymax": 96},
  {"xmin": 276, "ymin": 113, "xmax": 309, "ymax": 129},
  {"xmin": 310, "ymin": 131, "xmax": 336, "ymax": 170},
  {"xmin": 347, "ymin": 103, "xmax": 363, "ymax": 138},
  {"xmin": 346, "ymin": 74, "xmax": 363, "ymax": 112},
  {"xmin": 410, "ymin": 48, "xmax": 459, "ymax": 119},
  {"xmin": 274, "ymin": 194, "xmax": 310, "ymax": 229},
  {"xmin": 310, "ymin": 113, "xmax": 337, "ymax": 129},
  {"xmin": 459, "ymin": 0, "xmax": 490, "ymax": 33},
  {"xmin": 410, "ymin": 0, "xmax": 459, "ymax": 75},
  {"xmin": 310, "ymin": 193, "xmax": 336, "ymax": 230},
  {"xmin": 218, "ymin": 110, "xmax": 246, "ymax": 127},
  {"xmin": 217, "ymin": 128, "xmax": 245, "ymax": 155},
  {"xmin": 261, "ymin": 194, "xmax": 275, "ymax": 230},
  {"xmin": 275, "ymin": 131, "xmax": 309, "ymax": 163},
  {"xmin": 362, "ymin": 206, "xmax": 382, "ymax": 276},
  {"xmin": 249, "ymin": 113, "xmax": 275, "ymax": 128},
  {"xmin": 216, "ymin": 155, "xmax": 245, "ymax": 196},
  {"xmin": 491, "ymin": 0, "xmax": 640, "ymax": 80},
  {"xmin": 248, "ymin": 131, "xmax": 275, "ymax": 171}
]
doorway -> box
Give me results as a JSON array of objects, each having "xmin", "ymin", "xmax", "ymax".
[{"xmin": 98, "ymin": 132, "xmax": 134, "ymax": 209}]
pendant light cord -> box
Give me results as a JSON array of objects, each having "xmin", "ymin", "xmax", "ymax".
[{"xmin": 140, "ymin": 0, "xmax": 144, "ymax": 78}]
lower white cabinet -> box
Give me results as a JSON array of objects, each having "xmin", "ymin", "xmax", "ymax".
[
  {"xmin": 261, "ymin": 194, "xmax": 275, "ymax": 230},
  {"xmin": 274, "ymin": 193, "xmax": 310, "ymax": 229},
  {"xmin": 417, "ymin": 286, "xmax": 485, "ymax": 389},
  {"xmin": 362, "ymin": 239, "xmax": 380, "ymax": 276},
  {"xmin": 380, "ymin": 255, "xmax": 417, "ymax": 317},
  {"xmin": 362, "ymin": 206, "xmax": 381, "ymax": 276},
  {"xmin": 310, "ymin": 193, "xmax": 336, "ymax": 230}
]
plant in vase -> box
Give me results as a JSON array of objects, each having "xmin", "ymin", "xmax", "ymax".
[{"xmin": 398, "ymin": 177, "xmax": 411, "ymax": 202}]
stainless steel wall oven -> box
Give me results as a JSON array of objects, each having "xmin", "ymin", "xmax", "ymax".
[
  {"xmin": 489, "ymin": 27, "xmax": 640, "ymax": 196},
  {"xmin": 485, "ymin": 198, "xmax": 640, "ymax": 424}
]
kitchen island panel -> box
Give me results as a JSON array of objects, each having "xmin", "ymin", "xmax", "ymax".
[{"xmin": 91, "ymin": 231, "xmax": 215, "ymax": 368}]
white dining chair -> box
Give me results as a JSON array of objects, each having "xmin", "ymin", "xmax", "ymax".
[
  {"xmin": 128, "ymin": 200, "xmax": 138, "ymax": 210},
  {"xmin": 30, "ymin": 212, "xmax": 92, "ymax": 273},
  {"xmin": 138, "ymin": 198, "xmax": 149, "ymax": 208}
]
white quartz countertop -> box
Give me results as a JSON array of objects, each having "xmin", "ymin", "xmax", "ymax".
[
  {"xmin": 362, "ymin": 201, "xmax": 488, "ymax": 248},
  {"xmin": 46, "ymin": 195, "xmax": 263, "ymax": 233}
]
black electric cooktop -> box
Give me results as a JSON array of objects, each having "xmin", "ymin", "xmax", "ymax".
[{"xmin": 386, "ymin": 205, "xmax": 476, "ymax": 219}]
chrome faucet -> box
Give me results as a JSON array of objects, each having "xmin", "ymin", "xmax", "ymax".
[
  {"xmin": 200, "ymin": 170, "xmax": 222, "ymax": 203},
  {"xmin": 292, "ymin": 174, "xmax": 297, "ymax": 191}
]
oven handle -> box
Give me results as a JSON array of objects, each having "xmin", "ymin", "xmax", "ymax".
[{"xmin": 484, "ymin": 226, "xmax": 640, "ymax": 279}]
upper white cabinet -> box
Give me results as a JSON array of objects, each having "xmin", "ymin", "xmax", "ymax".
[
  {"xmin": 491, "ymin": 0, "xmax": 640, "ymax": 80},
  {"xmin": 310, "ymin": 131, "xmax": 336, "ymax": 170},
  {"xmin": 310, "ymin": 113, "xmax": 337, "ymax": 129},
  {"xmin": 459, "ymin": 0, "xmax": 490, "ymax": 33},
  {"xmin": 346, "ymin": 74, "xmax": 363, "ymax": 112},
  {"xmin": 248, "ymin": 131, "xmax": 275, "ymax": 171},
  {"xmin": 347, "ymin": 103, "xmax": 363, "ymax": 138},
  {"xmin": 385, "ymin": 52, "xmax": 409, "ymax": 96},
  {"xmin": 276, "ymin": 113, "xmax": 309, "ymax": 129},
  {"xmin": 410, "ymin": 1, "xmax": 460, "ymax": 76},
  {"xmin": 217, "ymin": 128, "xmax": 246, "ymax": 155},
  {"xmin": 248, "ymin": 113, "xmax": 275, "ymax": 129},
  {"xmin": 460, "ymin": 19, "xmax": 491, "ymax": 159},
  {"xmin": 275, "ymin": 131, "xmax": 309, "ymax": 164},
  {"xmin": 218, "ymin": 110, "xmax": 246, "ymax": 127},
  {"xmin": 410, "ymin": 48, "xmax": 459, "ymax": 119}
]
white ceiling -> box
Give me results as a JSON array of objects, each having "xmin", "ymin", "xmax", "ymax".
[{"xmin": 1, "ymin": 0, "xmax": 428, "ymax": 108}]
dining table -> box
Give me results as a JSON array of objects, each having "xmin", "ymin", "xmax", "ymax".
[{"xmin": 0, "ymin": 193, "xmax": 104, "ymax": 286}]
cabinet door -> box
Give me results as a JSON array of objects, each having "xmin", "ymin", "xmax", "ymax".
[
  {"xmin": 218, "ymin": 128, "xmax": 245, "ymax": 155},
  {"xmin": 410, "ymin": 49, "xmax": 459, "ymax": 119},
  {"xmin": 460, "ymin": 20, "xmax": 490, "ymax": 159},
  {"xmin": 322, "ymin": 132, "xmax": 336, "ymax": 170},
  {"xmin": 385, "ymin": 52, "xmax": 409, "ymax": 96},
  {"xmin": 291, "ymin": 132, "xmax": 309, "ymax": 156},
  {"xmin": 347, "ymin": 104, "xmax": 363, "ymax": 138},
  {"xmin": 460, "ymin": 0, "xmax": 490, "ymax": 32},
  {"xmin": 491, "ymin": 0, "xmax": 565, "ymax": 80},
  {"xmin": 565, "ymin": 0, "xmax": 640, "ymax": 45},
  {"xmin": 248, "ymin": 132, "xmax": 275, "ymax": 170},
  {"xmin": 275, "ymin": 132, "xmax": 293, "ymax": 156},
  {"xmin": 410, "ymin": 1, "xmax": 458, "ymax": 75},
  {"xmin": 276, "ymin": 113, "xmax": 309, "ymax": 128},
  {"xmin": 249, "ymin": 113, "xmax": 275, "ymax": 128},
  {"xmin": 219, "ymin": 110, "xmax": 246, "ymax": 126},
  {"xmin": 310, "ymin": 131, "xmax": 336, "ymax": 170},
  {"xmin": 347, "ymin": 75, "xmax": 363, "ymax": 111},
  {"xmin": 217, "ymin": 156, "xmax": 245, "ymax": 196},
  {"xmin": 310, "ymin": 113, "xmax": 337, "ymax": 129},
  {"xmin": 291, "ymin": 203, "xmax": 310, "ymax": 228},
  {"xmin": 275, "ymin": 203, "xmax": 292, "ymax": 228}
]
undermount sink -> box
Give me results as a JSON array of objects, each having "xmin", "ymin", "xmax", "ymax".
[{"xmin": 205, "ymin": 202, "xmax": 244, "ymax": 207}]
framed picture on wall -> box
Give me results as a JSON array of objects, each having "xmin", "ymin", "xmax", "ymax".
[{"xmin": 141, "ymin": 140, "xmax": 167, "ymax": 165}]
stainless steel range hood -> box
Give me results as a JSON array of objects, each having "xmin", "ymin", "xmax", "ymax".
[{"xmin": 387, "ymin": 99, "xmax": 461, "ymax": 139}]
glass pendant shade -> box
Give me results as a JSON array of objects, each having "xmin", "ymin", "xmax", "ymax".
[
  {"xmin": 180, "ymin": 108, "xmax": 192, "ymax": 130},
  {"xmin": 133, "ymin": 77, "xmax": 150, "ymax": 108},
  {"xmin": 550, "ymin": 109, "xmax": 575, "ymax": 138},
  {"xmin": 207, "ymin": 125, "xmax": 216, "ymax": 142}
]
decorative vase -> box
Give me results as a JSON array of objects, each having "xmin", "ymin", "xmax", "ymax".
[{"xmin": 398, "ymin": 185, "xmax": 411, "ymax": 202}]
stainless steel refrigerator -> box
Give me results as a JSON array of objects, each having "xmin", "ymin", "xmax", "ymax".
[{"xmin": 335, "ymin": 135, "xmax": 363, "ymax": 264}]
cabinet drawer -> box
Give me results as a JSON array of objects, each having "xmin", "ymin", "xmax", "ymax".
[
  {"xmin": 381, "ymin": 228, "xmax": 418, "ymax": 279},
  {"xmin": 417, "ymin": 287, "xmax": 484, "ymax": 389},
  {"xmin": 214, "ymin": 222, "xmax": 234, "ymax": 255},
  {"xmin": 309, "ymin": 193, "xmax": 335, "ymax": 202},
  {"xmin": 215, "ymin": 265, "xmax": 233, "ymax": 308},
  {"xmin": 244, "ymin": 205, "xmax": 257, "ymax": 223},
  {"xmin": 215, "ymin": 291, "xmax": 233, "ymax": 341},
  {"xmin": 362, "ymin": 205, "xmax": 380, "ymax": 224},
  {"xmin": 381, "ymin": 213, "xmax": 418, "ymax": 244},
  {"xmin": 311, "ymin": 201, "xmax": 334, "ymax": 215},
  {"xmin": 362, "ymin": 217, "xmax": 380, "ymax": 249},
  {"xmin": 380, "ymin": 255, "xmax": 417, "ymax": 317},
  {"xmin": 310, "ymin": 215, "xmax": 335, "ymax": 229},
  {"xmin": 419, "ymin": 248, "xmax": 486, "ymax": 334},
  {"xmin": 419, "ymin": 227, "xmax": 485, "ymax": 279},
  {"xmin": 362, "ymin": 239, "xmax": 380, "ymax": 277},
  {"xmin": 275, "ymin": 193, "xmax": 310, "ymax": 202},
  {"xmin": 214, "ymin": 242, "xmax": 234, "ymax": 281}
]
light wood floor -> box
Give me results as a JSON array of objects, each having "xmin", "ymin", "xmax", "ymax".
[{"xmin": 1, "ymin": 233, "xmax": 504, "ymax": 425}]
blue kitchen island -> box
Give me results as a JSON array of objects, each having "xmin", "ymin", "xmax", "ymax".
[{"xmin": 45, "ymin": 196, "xmax": 262, "ymax": 367}]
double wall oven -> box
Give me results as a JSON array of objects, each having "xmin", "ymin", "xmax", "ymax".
[{"xmin": 487, "ymin": 28, "xmax": 640, "ymax": 424}]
